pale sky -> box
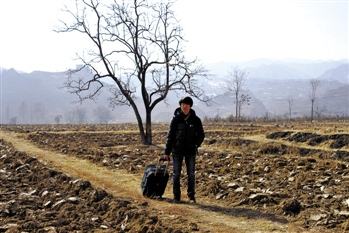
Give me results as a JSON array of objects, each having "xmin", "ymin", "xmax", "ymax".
[{"xmin": 0, "ymin": 0, "xmax": 348, "ymax": 73}]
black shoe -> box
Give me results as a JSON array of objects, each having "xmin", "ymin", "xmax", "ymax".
[
  {"xmin": 171, "ymin": 198, "xmax": 181, "ymax": 204},
  {"xmin": 189, "ymin": 197, "xmax": 196, "ymax": 203},
  {"xmin": 153, "ymin": 195, "xmax": 163, "ymax": 200}
]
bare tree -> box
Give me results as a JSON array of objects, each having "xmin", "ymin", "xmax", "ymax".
[
  {"xmin": 5, "ymin": 105, "xmax": 10, "ymax": 124},
  {"xmin": 65, "ymin": 110, "xmax": 75, "ymax": 124},
  {"xmin": 309, "ymin": 79, "xmax": 320, "ymax": 121},
  {"xmin": 238, "ymin": 93, "xmax": 251, "ymax": 119},
  {"xmin": 57, "ymin": 0, "xmax": 207, "ymax": 144},
  {"xmin": 264, "ymin": 111, "xmax": 271, "ymax": 121},
  {"xmin": 287, "ymin": 97, "xmax": 294, "ymax": 121},
  {"xmin": 75, "ymin": 108, "xmax": 87, "ymax": 124},
  {"xmin": 93, "ymin": 105, "xmax": 113, "ymax": 123},
  {"xmin": 315, "ymin": 105, "xmax": 327, "ymax": 119},
  {"xmin": 9, "ymin": 117, "xmax": 17, "ymax": 125},
  {"xmin": 54, "ymin": 115, "xmax": 63, "ymax": 124},
  {"xmin": 65, "ymin": 108, "xmax": 87, "ymax": 124},
  {"xmin": 32, "ymin": 102, "xmax": 46, "ymax": 124},
  {"xmin": 18, "ymin": 101, "xmax": 28, "ymax": 123},
  {"xmin": 226, "ymin": 68, "xmax": 249, "ymax": 121}
]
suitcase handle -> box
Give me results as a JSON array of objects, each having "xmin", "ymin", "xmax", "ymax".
[{"xmin": 156, "ymin": 158, "xmax": 169, "ymax": 175}]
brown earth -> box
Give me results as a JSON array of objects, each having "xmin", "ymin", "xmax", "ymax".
[
  {"xmin": 0, "ymin": 139, "xmax": 196, "ymax": 233},
  {"xmin": 1, "ymin": 121, "xmax": 349, "ymax": 232},
  {"xmin": 0, "ymin": 130, "xmax": 289, "ymax": 233}
]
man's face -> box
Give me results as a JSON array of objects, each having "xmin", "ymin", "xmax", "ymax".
[{"xmin": 180, "ymin": 103, "xmax": 191, "ymax": 115}]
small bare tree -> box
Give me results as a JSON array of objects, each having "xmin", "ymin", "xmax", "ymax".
[
  {"xmin": 6, "ymin": 105, "xmax": 11, "ymax": 124},
  {"xmin": 32, "ymin": 102, "xmax": 46, "ymax": 124},
  {"xmin": 238, "ymin": 93, "xmax": 251, "ymax": 119},
  {"xmin": 18, "ymin": 101, "xmax": 28, "ymax": 123},
  {"xmin": 65, "ymin": 110, "xmax": 75, "ymax": 124},
  {"xmin": 226, "ymin": 68, "xmax": 249, "ymax": 121},
  {"xmin": 75, "ymin": 108, "xmax": 87, "ymax": 124},
  {"xmin": 57, "ymin": 0, "xmax": 207, "ymax": 144},
  {"xmin": 287, "ymin": 97, "xmax": 294, "ymax": 121},
  {"xmin": 9, "ymin": 117, "xmax": 17, "ymax": 125},
  {"xmin": 54, "ymin": 115, "xmax": 63, "ymax": 124},
  {"xmin": 309, "ymin": 79, "xmax": 320, "ymax": 121},
  {"xmin": 315, "ymin": 105, "xmax": 327, "ymax": 119},
  {"xmin": 93, "ymin": 105, "xmax": 113, "ymax": 123},
  {"xmin": 65, "ymin": 108, "xmax": 87, "ymax": 124}
]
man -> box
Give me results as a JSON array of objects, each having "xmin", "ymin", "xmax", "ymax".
[{"xmin": 163, "ymin": 96, "xmax": 205, "ymax": 203}]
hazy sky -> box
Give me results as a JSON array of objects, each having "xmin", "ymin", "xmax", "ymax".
[{"xmin": 0, "ymin": 0, "xmax": 348, "ymax": 72}]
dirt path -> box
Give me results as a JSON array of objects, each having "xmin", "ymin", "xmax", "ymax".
[{"xmin": 0, "ymin": 130, "xmax": 305, "ymax": 233}]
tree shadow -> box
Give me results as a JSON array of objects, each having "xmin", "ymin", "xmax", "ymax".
[
  {"xmin": 190, "ymin": 202, "xmax": 288, "ymax": 224},
  {"xmin": 159, "ymin": 197, "xmax": 288, "ymax": 224}
]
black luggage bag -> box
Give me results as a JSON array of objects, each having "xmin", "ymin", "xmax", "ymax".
[{"xmin": 141, "ymin": 160, "xmax": 169, "ymax": 198}]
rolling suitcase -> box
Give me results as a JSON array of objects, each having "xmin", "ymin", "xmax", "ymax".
[{"xmin": 141, "ymin": 159, "xmax": 169, "ymax": 198}]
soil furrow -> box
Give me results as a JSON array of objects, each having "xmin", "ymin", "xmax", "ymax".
[{"xmin": 0, "ymin": 130, "xmax": 290, "ymax": 233}]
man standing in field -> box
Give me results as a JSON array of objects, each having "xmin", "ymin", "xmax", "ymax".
[{"xmin": 163, "ymin": 96, "xmax": 205, "ymax": 203}]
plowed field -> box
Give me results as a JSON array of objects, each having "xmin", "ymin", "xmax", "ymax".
[{"xmin": 1, "ymin": 121, "xmax": 348, "ymax": 232}]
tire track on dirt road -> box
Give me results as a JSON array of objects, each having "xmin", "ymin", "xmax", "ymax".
[{"xmin": 0, "ymin": 130, "xmax": 295, "ymax": 233}]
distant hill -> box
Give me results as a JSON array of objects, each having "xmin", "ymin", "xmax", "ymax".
[
  {"xmin": 318, "ymin": 64, "xmax": 349, "ymax": 84},
  {"xmin": 1, "ymin": 59, "xmax": 348, "ymax": 124},
  {"xmin": 319, "ymin": 85, "xmax": 349, "ymax": 116},
  {"xmin": 1, "ymin": 68, "xmax": 119, "ymax": 124},
  {"xmin": 205, "ymin": 59, "xmax": 347, "ymax": 80},
  {"xmin": 204, "ymin": 60, "xmax": 349, "ymax": 117}
]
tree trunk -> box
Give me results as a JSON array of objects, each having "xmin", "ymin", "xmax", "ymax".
[
  {"xmin": 142, "ymin": 109, "xmax": 153, "ymax": 145},
  {"xmin": 134, "ymin": 110, "xmax": 152, "ymax": 145},
  {"xmin": 137, "ymin": 121, "xmax": 146, "ymax": 144},
  {"xmin": 235, "ymin": 93, "xmax": 239, "ymax": 122},
  {"xmin": 144, "ymin": 109, "xmax": 152, "ymax": 145},
  {"xmin": 131, "ymin": 105, "xmax": 146, "ymax": 144},
  {"xmin": 310, "ymin": 99, "xmax": 314, "ymax": 121},
  {"xmin": 238, "ymin": 102, "xmax": 242, "ymax": 120}
]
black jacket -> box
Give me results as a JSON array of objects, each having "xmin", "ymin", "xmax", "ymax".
[{"xmin": 165, "ymin": 108, "xmax": 205, "ymax": 155}]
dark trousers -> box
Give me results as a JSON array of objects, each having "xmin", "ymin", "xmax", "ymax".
[{"xmin": 172, "ymin": 153, "xmax": 196, "ymax": 200}]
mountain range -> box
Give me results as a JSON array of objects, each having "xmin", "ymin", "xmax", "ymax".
[{"xmin": 1, "ymin": 59, "xmax": 348, "ymax": 124}]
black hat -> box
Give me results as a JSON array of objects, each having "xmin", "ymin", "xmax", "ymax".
[{"xmin": 179, "ymin": 96, "xmax": 193, "ymax": 107}]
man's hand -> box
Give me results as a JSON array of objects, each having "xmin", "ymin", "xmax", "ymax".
[{"xmin": 160, "ymin": 154, "xmax": 170, "ymax": 161}]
